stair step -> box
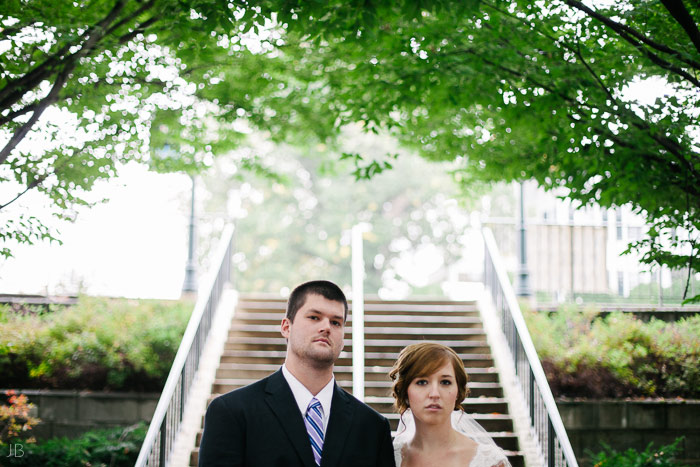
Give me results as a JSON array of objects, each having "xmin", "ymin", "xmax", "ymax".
[
  {"xmin": 233, "ymin": 312, "xmax": 483, "ymax": 327},
  {"xmin": 193, "ymin": 427, "xmax": 519, "ymax": 454},
  {"xmin": 229, "ymin": 324, "xmax": 485, "ymax": 340},
  {"xmin": 364, "ymin": 396, "xmax": 510, "ymax": 415},
  {"xmin": 218, "ymin": 349, "xmax": 495, "ymax": 367},
  {"xmin": 385, "ymin": 412, "xmax": 513, "ymax": 432},
  {"xmin": 236, "ymin": 301, "xmax": 478, "ymax": 315},
  {"xmin": 224, "ymin": 337, "xmax": 492, "ymax": 353},
  {"xmin": 214, "ymin": 363, "xmax": 500, "ymax": 382},
  {"xmin": 211, "ymin": 379, "xmax": 504, "ymax": 397}
]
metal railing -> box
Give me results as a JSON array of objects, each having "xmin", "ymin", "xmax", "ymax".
[
  {"xmin": 135, "ymin": 224, "xmax": 234, "ymax": 467},
  {"xmin": 482, "ymin": 227, "xmax": 578, "ymax": 467}
]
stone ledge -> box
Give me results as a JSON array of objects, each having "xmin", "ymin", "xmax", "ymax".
[
  {"xmin": 557, "ymin": 399, "xmax": 700, "ymax": 430},
  {"xmin": 1, "ymin": 389, "xmax": 160, "ymax": 440},
  {"xmin": 557, "ymin": 399, "xmax": 700, "ymax": 464}
]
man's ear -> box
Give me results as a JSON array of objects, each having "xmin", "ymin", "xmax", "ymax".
[{"xmin": 280, "ymin": 317, "xmax": 291, "ymax": 339}]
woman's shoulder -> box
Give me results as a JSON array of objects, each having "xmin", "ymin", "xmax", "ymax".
[{"xmin": 469, "ymin": 442, "xmax": 510, "ymax": 467}]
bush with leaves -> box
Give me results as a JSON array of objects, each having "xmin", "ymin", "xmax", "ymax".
[
  {"xmin": 0, "ymin": 296, "xmax": 192, "ymax": 391},
  {"xmin": 0, "ymin": 390, "xmax": 40, "ymax": 446},
  {"xmin": 0, "ymin": 422, "xmax": 146, "ymax": 466},
  {"xmin": 525, "ymin": 307, "xmax": 700, "ymax": 398},
  {"xmin": 588, "ymin": 437, "xmax": 688, "ymax": 467}
]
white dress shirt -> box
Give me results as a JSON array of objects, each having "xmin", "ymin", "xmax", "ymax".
[{"xmin": 282, "ymin": 364, "xmax": 335, "ymax": 435}]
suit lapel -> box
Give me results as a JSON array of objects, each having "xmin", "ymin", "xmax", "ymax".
[
  {"xmin": 319, "ymin": 383, "xmax": 356, "ymax": 467},
  {"xmin": 264, "ymin": 370, "xmax": 317, "ymax": 467}
]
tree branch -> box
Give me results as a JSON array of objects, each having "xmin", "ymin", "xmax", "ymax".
[
  {"xmin": 481, "ymin": 1, "xmax": 561, "ymax": 44},
  {"xmin": 117, "ymin": 15, "xmax": 159, "ymax": 45},
  {"xmin": 565, "ymin": 0, "xmax": 700, "ymax": 71},
  {"xmin": 0, "ymin": 0, "xmax": 127, "ymax": 111},
  {"xmin": 106, "ymin": 0, "xmax": 158, "ymax": 41},
  {"xmin": 572, "ymin": 43, "xmax": 616, "ymax": 102},
  {"xmin": 0, "ymin": 102, "xmax": 40, "ymax": 126},
  {"xmin": 0, "ymin": 68, "xmax": 69, "ymax": 165},
  {"xmin": 0, "ymin": 40, "xmax": 74, "ymax": 110},
  {"xmin": 660, "ymin": 0, "xmax": 700, "ymax": 54},
  {"xmin": 630, "ymin": 32, "xmax": 700, "ymax": 88},
  {"xmin": 0, "ymin": 21, "xmax": 39, "ymax": 41},
  {"xmin": 0, "ymin": 173, "xmax": 50, "ymax": 211},
  {"xmin": 0, "ymin": 0, "xmax": 141, "ymax": 165}
]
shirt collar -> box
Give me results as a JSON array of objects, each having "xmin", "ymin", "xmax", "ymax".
[{"xmin": 282, "ymin": 364, "xmax": 335, "ymax": 423}]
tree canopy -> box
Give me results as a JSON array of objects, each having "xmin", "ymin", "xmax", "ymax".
[
  {"xmin": 1, "ymin": 0, "xmax": 698, "ymax": 300},
  {"xmin": 0, "ymin": 0, "xmax": 252, "ymax": 254},
  {"xmin": 229, "ymin": 0, "xmax": 700, "ymax": 301}
]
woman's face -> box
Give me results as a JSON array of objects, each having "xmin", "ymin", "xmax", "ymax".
[{"xmin": 406, "ymin": 360, "xmax": 459, "ymax": 424}]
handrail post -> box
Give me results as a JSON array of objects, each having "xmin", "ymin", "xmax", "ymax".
[
  {"xmin": 159, "ymin": 422, "xmax": 166, "ymax": 465},
  {"xmin": 351, "ymin": 224, "xmax": 366, "ymax": 402},
  {"xmin": 548, "ymin": 419, "xmax": 555, "ymax": 467}
]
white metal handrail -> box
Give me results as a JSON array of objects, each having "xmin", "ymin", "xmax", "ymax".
[
  {"xmin": 482, "ymin": 227, "xmax": 578, "ymax": 467},
  {"xmin": 135, "ymin": 224, "xmax": 234, "ymax": 467}
]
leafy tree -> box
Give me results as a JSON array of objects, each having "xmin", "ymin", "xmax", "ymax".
[
  {"xmin": 204, "ymin": 0, "xmax": 700, "ymax": 301},
  {"xmin": 2, "ymin": 0, "xmax": 698, "ymax": 304},
  {"xmin": 201, "ymin": 128, "xmax": 469, "ymax": 296},
  {"xmin": 0, "ymin": 0, "xmax": 265, "ymax": 257}
]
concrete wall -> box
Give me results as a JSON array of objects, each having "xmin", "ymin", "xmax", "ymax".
[
  {"xmin": 558, "ymin": 399, "xmax": 700, "ymax": 465},
  {"xmin": 13, "ymin": 390, "xmax": 159, "ymax": 440}
]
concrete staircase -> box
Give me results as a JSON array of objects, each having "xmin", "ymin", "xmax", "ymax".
[{"xmin": 190, "ymin": 296, "xmax": 525, "ymax": 466}]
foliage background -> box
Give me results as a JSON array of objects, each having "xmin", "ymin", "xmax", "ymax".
[
  {"xmin": 0, "ymin": 297, "xmax": 191, "ymax": 391},
  {"xmin": 526, "ymin": 307, "xmax": 700, "ymax": 399},
  {"xmin": 199, "ymin": 130, "xmax": 474, "ymax": 296}
]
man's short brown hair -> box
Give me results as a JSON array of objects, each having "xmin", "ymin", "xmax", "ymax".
[
  {"xmin": 389, "ymin": 342, "xmax": 469, "ymax": 414},
  {"xmin": 286, "ymin": 280, "xmax": 348, "ymax": 322}
]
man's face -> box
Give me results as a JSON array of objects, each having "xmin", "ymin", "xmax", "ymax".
[{"xmin": 281, "ymin": 293, "xmax": 345, "ymax": 369}]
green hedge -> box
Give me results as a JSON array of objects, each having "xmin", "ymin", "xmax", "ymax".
[
  {"xmin": 0, "ymin": 296, "xmax": 192, "ymax": 391},
  {"xmin": 525, "ymin": 307, "xmax": 700, "ymax": 398},
  {"xmin": 0, "ymin": 422, "xmax": 146, "ymax": 466},
  {"xmin": 587, "ymin": 437, "xmax": 688, "ymax": 467}
]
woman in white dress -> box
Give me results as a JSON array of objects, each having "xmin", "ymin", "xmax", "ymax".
[{"xmin": 389, "ymin": 342, "xmax": 511, "ymax": 467}]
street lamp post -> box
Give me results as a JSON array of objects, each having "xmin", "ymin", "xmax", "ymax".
[
  {"xmin": 182, "ymin": 173, "xmax": 198, "ymax": 295},
  {"xmin": 155, "ymin": 144, "xmax": 198, "ymax": 296},
  {"xmin": 516, "ymin": 181, "xmax": 532, "ymax": 297}
]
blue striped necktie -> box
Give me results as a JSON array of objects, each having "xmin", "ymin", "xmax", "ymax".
[{"xmin": 304, "ymin": 398, "xmax": 324, "ymax": 465}]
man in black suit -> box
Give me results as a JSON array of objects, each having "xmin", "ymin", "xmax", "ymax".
[{"xmin": 198, "ymin": 279, "xmax": 395, "ymax": 467}]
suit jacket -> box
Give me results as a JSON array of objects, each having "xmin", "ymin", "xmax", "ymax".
[{"xmin": 198, "ymin": 369, "xmax": 395, "ymax": 467}]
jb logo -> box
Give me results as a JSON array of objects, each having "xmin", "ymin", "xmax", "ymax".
[{"xmin": 6, "ymin": 444, "xmax": 24, "ymax": 457}]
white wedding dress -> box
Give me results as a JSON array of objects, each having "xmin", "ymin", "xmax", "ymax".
[{"xmin": 393, "ymin": 410, "xmax": 511, "ymax": 467}]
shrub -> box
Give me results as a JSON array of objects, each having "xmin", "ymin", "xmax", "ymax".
[
  {"xmin": 0, "ymin": 422, "xmax": 147, "ymax": 466},
  {"xmin": 525, "ymin": 307, "xmax": 700, "ymax": 398},
  {"xmin": 0, "ymin": 390, "xmax": 40, "ymax": 445},
  {"xmin": 587, "ymin": 437, "xmax": 688, "ymax": 467},
  {"xmin": 0, "ymin": 296, "xmax": 192, "ymax": 391}
]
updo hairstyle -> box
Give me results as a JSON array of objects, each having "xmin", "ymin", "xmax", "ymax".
[{"xmin": 389, "ymin": 342, "xmax": 469, "ymax": 414}]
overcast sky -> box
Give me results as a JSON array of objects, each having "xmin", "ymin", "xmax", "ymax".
[{"xmin": 0, "ymin": 164, "xmax": 192, "ymax": 299}]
